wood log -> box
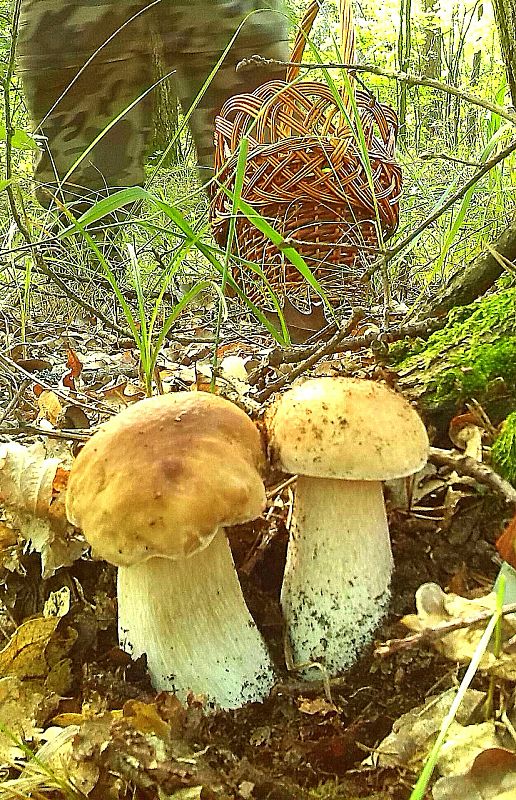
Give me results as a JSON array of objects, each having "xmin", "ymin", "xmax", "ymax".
[
  {"xmin": 419, "ymin": 218, "xmax": 516, "ymax": 319},
  {"xmin": 394, "ymin": 288, "xmax": 516, "ymax": 428}
]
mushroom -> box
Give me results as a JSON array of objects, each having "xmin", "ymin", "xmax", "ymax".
[
  {"xmin": 267, "ymin": 377, "xmax": 429, "ymax": 677},
  {"xmin": 448, "ymin": 412, "xmax": 483, "ymax": 460},
  {"xmin": 66, "ymin": 392, "xmax": 275, "ymax": 709}
]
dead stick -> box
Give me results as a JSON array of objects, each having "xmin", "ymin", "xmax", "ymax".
[
  {"xmin": 429, "ymin": 446, "xmax": 516, "ymax": 505},
  {"xmin": 236, "ymin": 57, "xmax": 516, "ymax": 126},
  {"xmin": 253, "ymin": 310, "xmax": 364, "ymax": 402},
  {"xmin": 375, "ymin": 602, "xmax": 516, "ymax": 657},
  {"xmin": 257, "ymin": 317, "xmax": 444, "ymax": 373}
]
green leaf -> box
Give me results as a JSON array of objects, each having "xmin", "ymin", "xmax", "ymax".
[{"xmin": 0, "ymin": 126, "xmax": 39, "ymax": 150}]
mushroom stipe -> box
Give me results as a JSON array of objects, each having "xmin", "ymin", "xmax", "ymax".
[{"xmin": 267, "ymin": 377, "xmax": 429, "ymax": 678}]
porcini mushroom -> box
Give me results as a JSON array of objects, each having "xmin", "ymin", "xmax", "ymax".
[
  {"xmin": 267, "ymin": 377, "xmax": 429, "ymax": 676},
  {"xmin": 66, "ymin": 392, "xmax": 275, "ymax": 709}
]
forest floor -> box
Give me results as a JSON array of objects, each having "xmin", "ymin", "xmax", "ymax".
[{"xmin": 0, "ymin": 285, "xmax": 514, "ymax": 800}]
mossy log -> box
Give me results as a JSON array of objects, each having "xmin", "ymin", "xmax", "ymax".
[
  {"xmin": 419, "ymin": 217, "xmax": 516, "ymax": 318},
  {"xmin": 391, "ymin": 288, "xmax": 516, "ymax": 427}
]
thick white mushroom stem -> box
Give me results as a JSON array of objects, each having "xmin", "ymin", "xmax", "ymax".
[
  {"xmin": 117, "ymin": 529, "xmax": 275, "ymax": 710},
  {"xmin": 281, "ymin": 477, "xmax": 394, "ymax": 678}
]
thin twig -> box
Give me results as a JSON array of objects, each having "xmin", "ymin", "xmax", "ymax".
[
  {"xmin": 250, "ymin": 318, "xmax": 444, "ymax": 399},
  {"xmin": 375, "ymin": 602, "xmax": 516, "ymax": 657},
  {"xmin": 0, "ymin": 351, "xmax": 116, "ymax": 416},
  {"xmin": 0, "ymin": 378, "xmax": 31, "ymax": 426},
  {"xmin": 0, "ymin": 425, "xmax": 89, "ymax": 442},
  {"xmin": 236, "ymin": 56, "xmax": 516, "ymax": 126},
  {"xmin": 253, "ymin": 309, "xmax": 364, "ymax": 403},
  {"xmin": 429, "ymin": 446, "xmax": 516, "ymax": 505}
]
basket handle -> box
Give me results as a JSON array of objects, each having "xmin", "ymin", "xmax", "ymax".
[
  {"xmin": 287, "ymin": 0, "xmax": 356, "ymax": 87},
  {"xmin": 339, "ymin": 0, "xmax": 356, "ymax": 67},
  {"xmin": 286, "ymin": 0, "xmax": 356, "ymax": 102},
  {"xmin": 286, "ymin": 0, "xmax": 320, "ymax": 82}
]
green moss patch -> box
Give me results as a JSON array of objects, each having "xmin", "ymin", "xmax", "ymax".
[
  {"xmin": 492, "ymin": 411, "xmax": 516, "ymax": 485},
  {"xmin": 393, "ymin": 289, "xmax": 516, "ymax": 410}
]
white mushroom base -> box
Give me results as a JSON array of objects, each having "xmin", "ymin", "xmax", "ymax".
[
  {"xmin": 117, "ymin": 529, "xmax": 275, "ymax": 709},
  {"xmin": 281, "ymin": 477, "xmax": 394, "ymax": 678}
]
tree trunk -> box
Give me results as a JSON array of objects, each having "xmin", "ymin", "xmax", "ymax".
[
  {"xmin": 149, "ymin": 35, "xmax": 182, "ymax": 166},
  {"xmin": 421, "ymin": 0, "xmax": 442, "ymax": 79},
  {"xmin": 397, "ymin": 0, "xmax": 412, "ymax": 139},
  {"xmin": 492, "ymin": 0, "xmax": 516, "ymax": 109}
]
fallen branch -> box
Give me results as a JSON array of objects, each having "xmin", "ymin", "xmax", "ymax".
[
  {"xmin": 264, "ymin": 317, "xmax": 443, "ymax": 367},
  {"xmin": 375, "ymin": 601, "xmax": 516, "ymax": 657},
  {"xmin": 250, "ymin": 316, "xmax": 444, "ymax": 402},
  {"xmin": 252, "ymin": 310, "xmax": 364, "ymax": 402},
  {"xmin": 429, "ymin": 446, "xmax": 516, "ymax": 505},
  {"xmin": 236, "ymin": 56, "xmax": 516, "ymax": 127}
]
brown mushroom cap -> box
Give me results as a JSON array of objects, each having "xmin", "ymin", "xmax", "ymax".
[
  {"xmin": 66, "ymin": 392, "xmax": 266, "ymax": 567},
  {"xmin": 268, "ymin": 377, "xmax": 429, "ymax": 481}
]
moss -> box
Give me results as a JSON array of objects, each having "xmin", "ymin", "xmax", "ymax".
[
  {"xmin": 308, "ymin": 783, "xmax": 390, "ymax": 799},
  {"xmin": 492, "ymin": 412, "xmax": 516, "ymax": 486},
  {"xmin": 391, "ymin": 288, "xmax": 516, "ymax": 410}
]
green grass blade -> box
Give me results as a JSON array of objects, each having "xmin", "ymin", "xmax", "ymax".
[{"xmin": 409, "ymin": 604, "xmax": 502, "ymax": 800}]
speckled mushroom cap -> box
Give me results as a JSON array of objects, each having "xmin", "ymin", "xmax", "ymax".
[
  {"xmin": 66, "ymin": 392, "xmax": 266, "ymax": 567},
  {"xmin": 267, "ymin": 377, "xmax": 429, "ymax": 480}
]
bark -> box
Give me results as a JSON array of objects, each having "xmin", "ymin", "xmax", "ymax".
[
  {"xmin": 492, "ymin": 0, "xmax": 516, "ymax": 109},
  {"xmin": 421, "ymin": 0, "xmax": 442, "ymax": 80},
  {"xmin": 150, "ymin": 37, "xmax": 182, "ymax": 166},
  {"xmin": 397, "ymin": 0, "xmax": 412, "ymax": 138}
]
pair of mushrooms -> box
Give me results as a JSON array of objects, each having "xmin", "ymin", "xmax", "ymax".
[{"xmin": 66, "ymin": 378, "xmax": 429, "ymax": 709}]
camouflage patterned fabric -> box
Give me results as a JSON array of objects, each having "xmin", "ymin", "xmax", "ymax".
[{"xmin": 17, "ymin": 0, "xmax": 288, "ymax": 208}]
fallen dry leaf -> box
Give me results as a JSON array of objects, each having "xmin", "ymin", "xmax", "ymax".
[
  {"xmin": 36, "ymin": 390, "xmax": 63, "ymax": 426},
  {"xmin": 297, "ymin": 697, "xmax": 338, "ymax": 716},
  {"xmin": 25, "ymin": 724, "xmax": 100, "ymax": 796},
  {"xmin": 373, "ymin": 688, "xmax": 488, "ymax": 771},
  {"xmin": 0, "ymin": 442, "xmax": 86, "ymax": 576},
  {"xmin": 433, "ymin": 747, "xmax": 516, "ymax": 799},
  {"xmin": 403, "ymin": 583, "xmax": 516, "ymax": 679},
  {"xmin": 123, "ymin": 699, "xmax": 171, "ymax": 739},
  {"xmin": 0, "ymin": 615, "xmax": 76, "ymax": 697},
  {"xmin": 0, "ymin": 676, "xmax": 44, "ymax": 765},
  {"xmin": 0, "ymin": 442, "xmax": 59, "ymax": 516}
]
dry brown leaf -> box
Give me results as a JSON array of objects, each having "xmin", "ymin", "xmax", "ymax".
[
  {"xmin": 123, "ymin": 700, "xmax": 171, "ymax": 739},
  {"xmin": 402, "ymin": 583, "xmax": 516, "ymax": 679},
  {"xmin": 40, "ymin": 725, "xmax": 99, "ymax": 794},
  {"xmin": 0, "ymin": 443, "xmax": 86, "ymax": 576},
  {"xmin": 0, "ymin": 617, "xmax": 60, "ymax": 680},
  {"xmin": 373, "ymin": 689, "xmax": 488, "ymax": 771},
  {"xmin": 433, "ymin": 748, "xmax": 516, "ymax": 799},
  {"xmin": 37, "ymin": 390, "xmax": 64, "ymax": 426},
  {"xmin": 0, "ymin": 616, "xmax": 76, "ymax": 685},
  {"xmin": 0, "ymin": 676, "xmax": 44, "ymax": 765},
  {"xmin": 297, "ymin": 697, "xmax": 338, "ymax": 716},
  {"xmin": 63, "ymin": 348, "xmax": 83, "ymax": 391},
  {"xmin": 0, "ymin": 522, "xmax": 18, "ymax": 549},
  {"xmin": 0, "ymin": 442, "xmax": 59, "ymax": 516}
]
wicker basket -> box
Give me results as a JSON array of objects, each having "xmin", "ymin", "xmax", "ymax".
[{"xmin": 210, "ymin": 0, "xmax": 402, "ymax": 330}]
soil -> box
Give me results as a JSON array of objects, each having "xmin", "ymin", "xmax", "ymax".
[
  {"xmin": 1, "ymin": 303, "xmax": 513, "ymax": 799},
  {"xmin": 1, "ymin": 480, "xmax": 510, "ymax": 799}
]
